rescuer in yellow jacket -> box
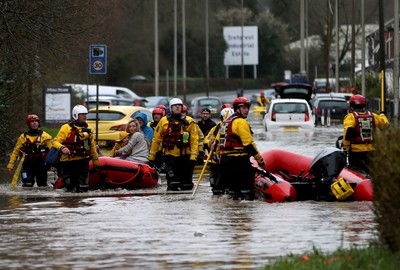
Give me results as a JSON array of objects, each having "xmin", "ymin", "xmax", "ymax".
[
  {"xmin": 7, "ymin": 114, "xmax": 52, "ymax": 187},
  {"xmin": 204, "ymin": 108, "xmax": 234, "ymax": 195},
  {"xmin": 257, "ymin": 91, "xmax": 270, "ymax": 107},
  {"xmin": 52, "ymin": 105, "xmax": 99, "ymax": 192},
  {"xmin": 218, "ymin": 97, "xmax": 264, "ymax": 200},
  {"xmin": 342, "ymin": 94, "xmax": 389, "ymax": 173},
  {"xmin": 148, "ymin": 98, "xmax": 199, "ymax": 191}
]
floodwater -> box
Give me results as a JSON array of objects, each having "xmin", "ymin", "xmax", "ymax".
[{"xmin": 0, "ymin": 113, "xmax": 376, "ymax": 270}]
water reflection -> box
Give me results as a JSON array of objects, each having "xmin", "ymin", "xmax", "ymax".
[{"xmin": 0, "ymin": 114, "xmax": 376, "ymax": 269}]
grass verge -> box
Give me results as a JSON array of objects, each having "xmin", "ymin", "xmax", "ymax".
[{"xmin": 263, "ymin": 244, "xmax": 399, "ymax": 269}]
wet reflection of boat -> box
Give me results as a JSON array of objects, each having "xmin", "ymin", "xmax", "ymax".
[{"xmin": 259, "ymin": 148, "xmax": 373, "ymax": 201}]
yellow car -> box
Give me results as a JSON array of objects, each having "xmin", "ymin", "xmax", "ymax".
[{"xmin": 87, "ymin": 106, "xmax": 152, "ymax": 148}]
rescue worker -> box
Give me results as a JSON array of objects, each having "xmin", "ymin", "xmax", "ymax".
[
  {"xmin": 156, "ymin": 104, "xmax": 169, "ymax": 116},
  {"xmin": 257, "ymin": 91, "xmax": 270, "ymax": 107},
  {"xmin": 7, "ymin": 114, "xmax": 52, "ymax": 187},
  {"xmin": 149, "ymin": 108, "xmax": 165, "ymax": 130},
  {"xmin": 218, "ymin": 97, "xmax": 264, "ymax": 200},
  {"xmin": 204, "ymin": 108, "xmax": 234, "ymax": 195},
  {"xmin": 342, "ymin": 94, "xmax": 389, "ymax": 173},
  {"xmin": 148, "ymin": 98, "xmax": 199, "ymax": 191},
  {"xmin": 184, "ymin": 105, "xmax": 205, "ymax": 165},
  {"xmin": 197, "ymin": 108, "xmax": 216, "ymax": 137},
  {"xmin": 148, "ymin": 108, "xmax": 166, "ymax": 171},
  {"xmin": 134, "ymin": 112, "xmax": 154, "ymax": 144},
  {"xmin": 52, "ymin": 105, "xmax": 99, "ymax": 192}
]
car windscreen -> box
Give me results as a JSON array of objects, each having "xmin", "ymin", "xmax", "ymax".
[
  {"xmin": 145, "ymin": 97, "xmax": 164, "ymax": 107},
  {"xmin": 318, "ymin": 100, "xmax": 348, "ymax": 110},
  {"xmin": 273, "ymin": 103, "xmax": 307, "ymax": 113},
  {"xmin": 112, "ymin": 100, "xmax": 133, "ymax": 106},
  {"xmin": 87, "ymin": 111, "xmax": 126, "ymax": 121},
  {"xmin": 87, "ymin": 101, "xmax": 111, "ymax": 110},
  {"xmin": 198, "ymin": 99, "xmax": 220, "ymax": 107}
]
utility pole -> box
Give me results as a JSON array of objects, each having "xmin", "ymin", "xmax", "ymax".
[
  {"xmin": 241, "ymin": 0, "xmax": 244, "ymax": 89},
  {"xmin": 182, "ymin": 0, "xmax": 187, "ymax": 103},
  {"xmin": 300, "ymin": 0, "xmax": 305, "ymax": 74},
  {"xmin": 205, "ymin": 0, "xmax": 210, "ymax": 97},
  {"xmin": 173, "ymin": 0, "xmax": 177, "ymax": 97},
  {"xmin": 378, "ymin": 0, "xmax": 386, "ymax": 112},
  {"xmin": 394, "ymin": 0, "xmax": 399, "ymax": 119},
  {"xmin": 361, "ymin": 0, "xmax": 366, "ymax": 96},
  {"xmin": 351, "ymin": 0, "xmax": 355, "ymax": 87},
  {"xmin": 154, "ymin": 0, "xmax": 159, "ymax": 96}
]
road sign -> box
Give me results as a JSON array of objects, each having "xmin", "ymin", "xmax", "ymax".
[{"xmin": 89, "ymin": 44, "xmax": 107, "ymax": 74}]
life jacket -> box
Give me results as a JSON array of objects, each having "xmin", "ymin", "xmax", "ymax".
[
  {"xmin": 63, "ymin": 123, "xmax": 91, "ymax": 157},
  {"xmin": 352, "ymin": 111, "xmax": 375, "ymax": 144},
  {"xmin": 150, "ymin": 121, "xmax": 158, "ymax": 130},
  {"xmin": 219, "ymin": 115, "xmax": 245, "ymax": 150},
  {"xmin": 161, "ymin": 116, "xmax": 191, "ymax": 149},
  {"xmin": 21, "ymin": 130, "xmax": 49, "ymax": 160}
]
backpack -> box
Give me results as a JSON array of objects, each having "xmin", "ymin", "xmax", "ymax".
[{"xmin": 45, "ymin": 148, "xmax": 60, "ymax": 167}]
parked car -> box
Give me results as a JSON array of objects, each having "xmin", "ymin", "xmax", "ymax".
[
  {"xmin": 312, "ymin": 97, "xmax": 349, "ymax": 126},
  {"xmin": 263, "ymin": 99, "xmax": 314, "ymax": 131},
  {"xmin": 188, "ymin": 96, "xmax": 222, "ymax": 119},
  {"xmin": 263, "ymin": 83, "xmax": 314, "ymax": 131},
  {"xmin": 86, "ymin": 106, "xmax": 152, "ymax": 148},
  {"xmin": 83, "ymin": 95, "xmax": 136, "ymax": 110},
  {"xmin": 144, "ymin": 96, "xmax": 172, "ymax": 114}
]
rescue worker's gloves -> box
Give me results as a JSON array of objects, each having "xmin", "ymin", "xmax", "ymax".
[
  {"xmin": 190, "ymin": 154, "xmax": 197, "ymax": 162},
  {"xmin": 254, "ymin": 153, "xmax": 265, "ymax": 169},
  {"xmin": 148, "ymin": 160, "xmax": 156, "ymax": 168}
]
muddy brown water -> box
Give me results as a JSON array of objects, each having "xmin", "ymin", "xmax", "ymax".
[{"xmin": 0, "ymin": 115, "xmax": 376, "ymax": 269}]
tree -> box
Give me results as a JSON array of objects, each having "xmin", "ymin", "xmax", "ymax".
[{"xmin": 0, "ymin": 0, "xmax": 113, "ymax": 161}]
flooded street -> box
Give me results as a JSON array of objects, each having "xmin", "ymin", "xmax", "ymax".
[{"xmin": 0, "ymin": 113, "xmax": 376, "ymax": 269}]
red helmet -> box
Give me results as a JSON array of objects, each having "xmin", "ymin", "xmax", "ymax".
[
  {"xmin": 220, "ymin": 103, "xmax": 231, "ymax": 110},
  {"xmin": 156, "ymin": 104, "xmax": 167, "ymax": 111},
  {"xmin": 26, "ymin": 114, "xmax": 40, "ymax": 126},
  {"xmin": 260, "ymin": 91, "xmax": 265, "ymax": 95},
  {"xmin": 152, "ymin": 108, "xmax": 165, "ymax": 116},
  {"xmin": 349, "ymin": 94, "xmax": 366, "ymax": 111},
  {"xmin": 233, "ymin": 97, "xmax": 251, "ymax": 110},
  {"xmin": 182, "ymin": 105, "xmax": 188, "ymax": 113}
]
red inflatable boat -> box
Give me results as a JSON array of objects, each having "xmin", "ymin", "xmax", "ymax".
[
  {"xmin": 253, "ymin": 168, "xmax": 297, "ymax": 203},
  {"xmin": 88, "ymin": 157, "xmax": 159, "ymax": 189},
  {"xmin": 54, "ymin": 156, "xmax": 159, "ymax": 190},
  {"xmin": 258, "ymin": 148, "xmax": 373, "ymax": 201}
]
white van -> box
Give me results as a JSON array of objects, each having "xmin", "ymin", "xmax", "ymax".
[{"xmin": 65, "ymin": 84, "xmax": 145, "ymax": 101}]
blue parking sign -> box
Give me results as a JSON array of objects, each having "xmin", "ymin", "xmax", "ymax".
[{"xmin": 89, "ymin": 44, "xmax": 107, "ymax": 74}]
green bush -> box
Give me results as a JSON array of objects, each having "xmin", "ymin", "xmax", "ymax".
[{"xmin": 370, "ymin": 125, "xmax": 400, "ymax": 252}]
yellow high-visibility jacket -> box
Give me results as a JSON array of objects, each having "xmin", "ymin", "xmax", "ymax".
[
  {"xmin": 52, "ymin": 122, "xmax": 99, "ymax": 165},
  {"xmin": 343, "ymin": 111, "xmax": 389, "ymax": 152},
  {"xmin": 149, "ymin": 115, "xmax": 199, "ymax": 161}
]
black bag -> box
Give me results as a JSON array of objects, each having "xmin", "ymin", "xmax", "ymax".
[{"xmin": 45, "ymin": 148, "xmax": 60, "ymax": 167}]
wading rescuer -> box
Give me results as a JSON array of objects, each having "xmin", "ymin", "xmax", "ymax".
[
  {"xmin": 7, "ymin": 114, "xmax": 52, "ymax": 187},
  {"xmin": 52, "ymin": 105, "xmax": 99, "ymax": 192},
  {"xmin": 218, "ymin": 97, "xmax": 264, "ymax": 200},
  {"xmin": 148, "ymin": 98, "xmax": 199, "ymax": 191},
  {"xmin": 342, "ymin": 94, "xmax": 389, "ymax": 173},
  {"xmin": 257, "ymin": 91, "xmax": 270, "ymax": 107}
]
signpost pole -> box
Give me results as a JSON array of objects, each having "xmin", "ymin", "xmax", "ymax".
[{"xmin": 89, "ymin": 44, "xmax": 107, "ymax": 145}]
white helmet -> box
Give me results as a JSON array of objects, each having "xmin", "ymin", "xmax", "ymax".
[
  {"xmin": 220, "ymin": 108, "xmax": 234, "ymax": 120},
  {"xmin": 72, "ymin": 105, "xmax": 88, "ymax": 120},
  {"xmin": 169, "ymin": 98, "xmax": 183, "ymax": 109}
]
